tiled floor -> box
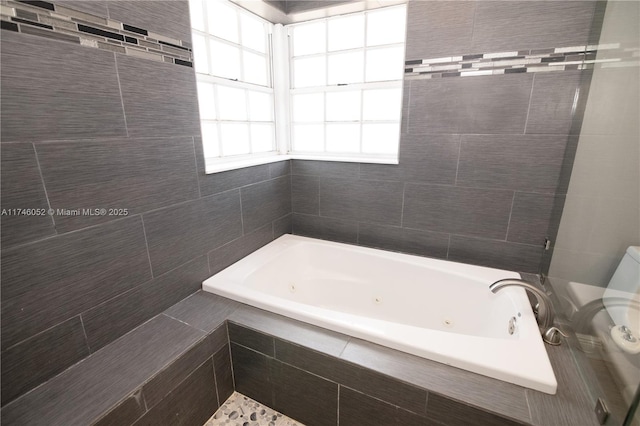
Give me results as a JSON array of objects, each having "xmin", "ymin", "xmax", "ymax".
[{"xmin": 204, "ymin": 392, "xmax": 304, "ymax": 426}]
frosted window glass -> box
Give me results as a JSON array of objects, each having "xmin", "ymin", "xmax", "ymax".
[
  {"xmin": 293, "ymin": 56, "xmax": 326, "ymax": 88},
  {"xmin": 243, "ymin": 51, "xmax": 268, "ymax": 86},
  {"xmin": 192, "ymin": 33, "xmax": 209, "ymax": 74},
  {"xmin": 209, "ymin": 40, "xmax": 241, "ymax": 80},
  {"xmin": 251, "ymin": 123, "xmax": 275, "ymax": 152},
  {"xmin": 217, "ymin": 86, "xmax": 247, "ymax": 120},
  {"xmin": 207, "ymin": 1, "xmax": 238, "ymax": 43},
  {"xmin": 326, "ymin": 123, "xmax": 360, "ymax": 153},
  {"xmin": 328, "ymin": 14, "xmax": 364, "ymax": 51},
  {"xmin": 293, "ymin": 124, "xmax": 324, "ymax": 152},
  {"xmin": 292, "ymin": 93, "xmax": 324, "ymax": 122},
  {"xmin": 240, "ymin": 13, "xmax": 266, "ymax": 53},
  {"xmin": 196, "ymin": 82, "xmax": 216, "ymax": 119},
  {"xmin": 365, "ymin": 46, "xmax": 405, "ymax": 82},
  {"xmin": 201, "ymin": 121, "xmax": 219, "ymax": 158},
  {"xmin": 248, "ymin": 91, "xmax": 273, "ymax": 121},
  {"xmin": 362, "ymin": 88, "xmax": 402, "ymax": 121},
  {"xmin": 220, "ymin": 123, "xmax": 251, "ymax": 156},
  {"xmin": 367, "ymin": 7, "xmax": 406, "ymax": 46},
  {"xmin": 292, "ymin": 21, "xmax": 326, "ymax": 56},
  {"xmin": 328, "ymin": 51, "xmax": 364, "ymax": 85},
  {"xmin": 326, "ymin": 91, "xmax": 361, "ymax": 121},
  {"xmin": 189, "ymin": 0, "xmax": 205, "ymax": 31},
  {"xmin": 362, "ymin": 123, "xmax": 400, "ymax": 154}
]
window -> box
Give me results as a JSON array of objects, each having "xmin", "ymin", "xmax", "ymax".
[
  {"xmin": 289, "ymin": 6, "xmax": 407, "ymax": 163},
  {"xmin": 190, "ymin": 1, "xmax": 407, "ymax": 172},
  {"xmin": 190, "ymin": 0, "xmax": 278, "ymax": 170}
]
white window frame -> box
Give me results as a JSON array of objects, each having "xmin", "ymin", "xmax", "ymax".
[{"xmin": 193, "ymin": 2, "xmax": 407, "ymax": 173}]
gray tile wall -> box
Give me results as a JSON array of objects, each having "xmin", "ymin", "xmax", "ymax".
[
  {"xmin": 292, "ymin": 0, "xmax": 601, "ymax": 274},
  {"xmin": 0, "ymin": 1, "xmax": 291, "ymax": 406}
]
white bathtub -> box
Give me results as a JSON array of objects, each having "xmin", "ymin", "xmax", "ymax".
[{"xmin": 203, "ymin": 234, "xmax": 557, "ymax": 394}]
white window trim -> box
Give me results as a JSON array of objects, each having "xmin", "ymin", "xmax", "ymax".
[{"xmin": 200, "ymin": 3, "xmax": 406, "ymax": 174}]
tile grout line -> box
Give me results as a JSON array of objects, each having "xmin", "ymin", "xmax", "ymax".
[
  {"xmin": 113, "ymin": 52, "xmax": 129, "ymax": 137},
  {"xmin": 523, "ymin": 73, "xmax": 536, "ymax": 134},
  {"xmin": 139, "ymin": 214, "xmax": 155, "ymax": 278},
  {"xmin": 78, "ymin": 314, "xmax": 92, "ymax": 353},
  {"xmin": 454, "ymin": 135, "xmax": 462, "ymax": 186},
  {"xmin": 31, "ymin": 143, "xmax": 57, "ymax": 230},
  {"xmin": 191, "ymin": 136, "xmax": 202, "ymax": 199},
  {"xmin": 504, "ymin": 191, "xmax": 517, "ymax": 242},
  {"xmin": 400, "ymin": 182, "xmax": 406, "ymax": 227}
]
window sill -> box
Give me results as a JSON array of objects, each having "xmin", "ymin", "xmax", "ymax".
[{"xmin": 204, "ymin": 154, "xmax": 398, "ymax": 174}]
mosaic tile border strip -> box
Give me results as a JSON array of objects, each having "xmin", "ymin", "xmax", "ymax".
[
  {"xmin": 0, "ymin": 0, "xmax": 193, "ymax": 67},
  {"xmin": 404, "ymin": 44, "xmax": 640, "ymax": 79}
]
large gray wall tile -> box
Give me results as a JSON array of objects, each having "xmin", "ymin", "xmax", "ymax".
[
  {"xmin": 107, "ymin": 0, "xmax": 191, "ymax": 42},
  {"xmin": 213, "ymin": 345, "xmax": 234, "ymax": 403},
  {"xmin": 507, "ymin": 192, "xmax": 556, "ymax": 246},
  {"xmin": 292, "ymin": 160, "xmax": 359, "ymax": 178},
  {"xmin": 271, "ymin": 360, "xmax": 338, "ymax": 426},
  {"xmin": 0, "ymin": 31, "xmax": 126, "ymax": 142},
  {"xmin": 1, "ymin": 317, "xmax": 90, "ymax": 406},
  {"xmin": 448, "ymin": 235, "xmax": 542, "ymax": 272},
  {"xmin": 51, "ymin": 1, "xmax": 109, "ymax": 18},
  {"xmin": 116, "ymin": 54, "xmax": 199, "ymax": 138},
  {"xmin": 457, "ymin": 135, "xmax": 567, "ymax": 193},
  {"xmin": 1, "ymin": 216, "xmax": 151, "ymax": 348},
  {"xmin": 36, "ymin": 137, "xmax": 199, "ymax": 233},
  {"xmin": 164, "ymin": 292, "xmax": 240, "ymax": 333},
  {"xmin": 143, "ymin": 191, "xmax": 242, "ymax": 276},
  {"xmin": 292, "ymin": 175, "xmax": 319, "ymax": 214},
  {"xmin": 407, "ymin": 78, "xmax": 459, "ymax": 134},
  {"xmin": 526, "ymin": 71, "xmax": 583, "ymax": 135},
  {"xmin": 241, "ymin": 176, "xmax": 292, "ymax": 233},
  {"xmin": 208, "ymin": 224, "xmax": 273, "ymax": 275},
  {"xmin": 405, "ymin": 1, "xmax": 475, "ymax": 59},
  {"xmin": 269, "ymin": 160, "xmax": 291, "ymax": 178},
  {"xmin": 193, "ymin": 138, "xmax": 273, "ymax": 196},
  {"xmin": 275, "ymin": 339, "xmax": 427, "ymax": 415},
  {"xmin": 408, "ymin": 75, "xmax": 533, "ymax": 134},
  {"xmin": 229, "ymin": 323, "xmax": 275, "ymax": 357},
  {"xmin": 230, "ymin": 343, "xmax": 273, "ymax": 406},
  {"xmin": 93, "ymin": 391, "xmax": 146, "ymax": 426},
  {"xmin": 320, "ymin": 178, "xmax": 404, "ymax": 225},
  {"xmin": 358, "ymin": 223, "xmax": 449, "ymax": 259},
  {"xmin": 403, "ymin": 184, "xmax": 513, "ymax": 239},
  {"xmin": 82, "ymin": 256, "xmax": 209, "ymax": 352},
  {"xmin": 292, "ymin": 213, "xmax": 357, "ymax": 244},
  {"xmin": 471, "ymin": 1, "xmax": 595, "ymax": 52},
  {"xmin": 339, "ymin": 387, "xmax": 429, "ymax": 426},
  {"xmin": 426, "ymin": 393, "xmax": 522, "ymax": 426},
  {"xmin": 273, "ymin": 213, "xmax": 293, "ymax": 238},
  {"xmin": 1, "ymin": 315, "xmax": 205, "ymax": 425},
  {"xmin": 141, "ymin": 337, "xmax": 212, "ymax": 409},
  {"xmin": 0, "ymin": 144, "xmax": 56, "ymax": 248},
  {"xmin": 360, "ymin": 134, "xmax": 460, "ymax": 185}
]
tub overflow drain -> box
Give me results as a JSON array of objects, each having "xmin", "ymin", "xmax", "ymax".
[{"xmin": 289, "ymin": 283, "xmax": 296, "ymax": 292}]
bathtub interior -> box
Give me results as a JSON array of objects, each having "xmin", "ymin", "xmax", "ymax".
[{"xmin": 241, "ymin": 238, "xmax": 523, "ymax": 339}]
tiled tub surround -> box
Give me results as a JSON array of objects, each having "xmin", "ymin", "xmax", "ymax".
[
  {"xmin": 1, "ymin": 290, "xmax": 602, "ymax": 426},
  {"xmin": 0, "ymin": 0, "xmax": 193, "ymax": 67},
  {"xmin": 0, "ymin": 0, "xmax": 292, "ymax": 408},
  {"xmin": 290, "ymin": 0, "xmax": 608, "ymax": 275}
]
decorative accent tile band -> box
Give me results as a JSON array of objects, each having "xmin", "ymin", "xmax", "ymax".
[
  {"xmin": 0, "ymin": 0, "xmax": 193, "ymax": 67},
  {"xmin": 405, "ymin": 44, "xmax": 640, "ymax": 79}
]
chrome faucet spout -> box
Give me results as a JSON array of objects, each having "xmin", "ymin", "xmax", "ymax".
[{"xmin": 490, "ymin": 278, "xmax": 556, "ymax": 335}]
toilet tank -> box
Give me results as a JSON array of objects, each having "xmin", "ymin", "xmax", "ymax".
[{"xmin": 603, "ymin": 246, "xmax": 640, "ymax": 332}]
